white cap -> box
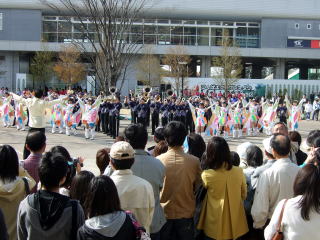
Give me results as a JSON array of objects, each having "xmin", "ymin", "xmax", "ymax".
[
  {"xmin": 236, "ymin": 142, "xmax": 254, "ymax": 160},
  {"xmin": 263, "ymin": 137, "xmax": 273, "ymax": 154},
  {"xmin": 110, "ymin": 141, "xmax": 135, "ymax": 160}
]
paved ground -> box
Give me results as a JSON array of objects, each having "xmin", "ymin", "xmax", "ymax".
[{"xmin": 0, "ymin": 119, "xmax": 318, "ymax": 175}]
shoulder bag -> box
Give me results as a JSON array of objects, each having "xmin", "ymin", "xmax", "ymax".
[{"xmin": 272, "ymin": 199, "xmax": 288, "ymax": 240}]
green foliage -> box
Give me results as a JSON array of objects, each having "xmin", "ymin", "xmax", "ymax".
[{"xmin": 30, "ymin": 51, "xmax": 53, "ymax": 86}]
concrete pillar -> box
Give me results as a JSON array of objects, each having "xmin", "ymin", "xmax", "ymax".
[
  {"xmin": 200, "ymin": 56, "xmax": 211, "ymax": 78},
  {"xmin": 252, "ymin": 64, "xmax": 263, "ymax": 79},
  {"xmin": 300, "ymin": 65, "xmax": 309, "ymax": 80},
  {"xmin": 274, "ymin": 58, "xmax": 286, "ymax": 79}
]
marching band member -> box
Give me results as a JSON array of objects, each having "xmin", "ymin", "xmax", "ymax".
[
  {"xmin": 136, "ymin": 97, "xmax": 150, "ymax": 128},
  {"xmin": 150, "ymin": 95, "xmax": 162, "ymax": 135},
  {"xmin": 160, "ymin": 99, "xmax": 171, "ymax": 127},
  {"xmin": 109, "ymin": 97, "xmax": 122, "ymax": 139}
]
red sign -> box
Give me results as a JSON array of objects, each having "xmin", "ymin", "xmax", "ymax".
[{"xmin": 311, "ymin": 40, "xmax": 320, "ymax": 48}]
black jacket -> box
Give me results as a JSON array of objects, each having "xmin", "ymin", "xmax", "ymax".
[{"xmin": 77, "ymin": 214, "xmax": 136, "ymax": 240}]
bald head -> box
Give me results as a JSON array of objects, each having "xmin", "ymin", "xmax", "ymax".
[
  {"xmin": 272, "ymin": 122, "xmax": 288, "ymax": 136},
  {"xmin": 270, "ymin": 134, "xmax": 291, "ymax": 158}
]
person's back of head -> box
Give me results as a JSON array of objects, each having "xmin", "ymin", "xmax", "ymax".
[
  {"xmin": 164, "ymin": 121, "xmax": 187, "ymax": 148},
  {"xmin": 288, "ymin": 131, "xmax": 302, "ymax": 147},
  {"xmin": 110, "ymin": 141, "xmax": 135, "ymax": 170},
  {"xmin": 187, "ymin": 133, "xmax": 206, "ymax": 159},
  {"xmin": 230, "ymin": 151, "xmax": 240, "ymax": 167},
  {"xmin": 96, "ymin": 148, "xmax": 110, "ymax": 175},
  {"xmin": 203, "ymin": 136, "xmax": 232, "ymax": 170},
  {"xmin": 293, "ymin": 164, "xmax": 320, "ymax": 220},
  {"xmin": 246, "ymin": 145, "xmax": 263, "ymax": 168},
  {"xmin": 0, "ymin": 145, "xmax": 19, "ymax": 183},
  {"xmin": 154, "ymin": 140, "xmax": 168, "ymax": 157},
  {"xmin": 25, "ymin": 131, "xmax": 46, "ymax": 154},
  {"xmin": 306, "ymin": 130, "xmax": 320, "ymax": 148},
  {"xmin": 270, "ymin": 134, "xmax": 291, "ymax": 159},
  {"xmin": 85, "ymin": 175, "xmax": 121, "ymax": 218},
  {"xmin": 70, "ymin": 171, "xmax": 94, "ymax": 209},
  {"xmin": 154, "ymin": 127, "xmax": 165, "ymax": 143},
  {"xmin": 34, "ymin": 89, "xmax": 44, "ymax": 99},
  {"xmin": 124, "ymin": 124, "xmax": 148, "ymax": 149},
  {"xmin": 39, "ymin": 152, "xmax": 68, "ymax": 191}
]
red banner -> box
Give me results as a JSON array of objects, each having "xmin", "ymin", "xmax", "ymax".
[{"xmin": 311, "ymin": 40, "xmax": 320, "ymax": 48}]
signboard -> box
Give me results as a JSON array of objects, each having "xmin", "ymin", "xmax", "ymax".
[
  {"xmin": 287, "ymin": 39, "xmax": 311, "ymax": 48},
  {"xmin": 288, "ymin": 39, "xmax": 320, "ymax": 49}
]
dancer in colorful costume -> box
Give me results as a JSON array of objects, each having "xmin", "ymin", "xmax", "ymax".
[
  {"xmin": 51, "ymin": 101, "xmax": 65, "ymax": 134},
  {"xmin": 230, "ymin": 100, "xmax": 244, "ymax": 138},
  {"xmin": 0, "ymin": 92, "xmax": 13, "ymax": 127},
  {"xmin": 285, "ymin": 95, "xmax": 306, "ymax": 131},
  {"xmin": 244, "ymin": 98, "xmax": 260, "ymax": 136},
  {"xmin": 78, "ymin": 95, "xmax": 102, "ymax": 140},
  {"xmin": 14, "ymin": 101, "xmax": 27, "ymax": 130},
  {"xmin": 64, "ymin": 97, "xmax": 81, "ymax": 136},
  {"xmin": 261, "ymin": 98, "xmax": 279, "ymax": 135}
]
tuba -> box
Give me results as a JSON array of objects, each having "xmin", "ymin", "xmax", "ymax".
[{"xmin": 143, "ymin": 86, "xmax": 152, "ymax": 98}]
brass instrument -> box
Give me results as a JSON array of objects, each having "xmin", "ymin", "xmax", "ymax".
[
  {"xmin": 166, "ymin": 89, "xmax": 173, "ymax": 97},
  {"xmin": 109, "ymin": 86, "xmax": 117, "ymax": 95}
]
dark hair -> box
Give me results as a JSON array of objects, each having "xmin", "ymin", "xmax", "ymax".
[
  {"xmin": 49, "ymin": 146, "xmax": 74, "ymax": 188},
  {"xmin": 96, "ymin": 148, "xmax": 110, "ymax": 175},
  {"xmin": 288, "ymin": 131, "xmax": 302, "ymax": 146},
  {"xmin": 38, "ymin": 152, "xmax": 68, "ymax": 189},
  {"xmin": 115, "ymin": 136, "xmax": 125, "ymax": 143},
  {"xmin": 312, "ymin": 137, "xmax": 320, "ymax": 148},
  {"xmin": 164, "ymin": 121, "xmax": 187, "ymax": 147},
  {"xmin": 230, "ymin": 151, "xmax": 240, "ymax": 167},
  {"xmin": 293, "ymin": 164, "xmax": 320, "ymax": 220},
  {"xmin": 111, "ymin": 158, "xmax": 134, "ymax": 170},
  {"xmin": 154, "ymin": 127, "xmax": 165, "ymax": 142},
  {"xmin": 270, "ymin": 134, "xmax": 291, "ymax": 157},
  {"xmin": 34, "ymin": 89, "xmax": 44, "ymax": 99},
  {"xmin": 85, "ymin": 175, "xmax": 121, "ymax": 218},
  {"xmin": 246, "ymin": 145, "xmax": 263, "ymax": 167},
  {"xmin": 70, "ymin": 171, "xmax": 95, "ymax": 210},
  {"xmin": 187, "ymin": 133, "xmax": 206, "ymax": 159},
  {"xmin": 306, "ymin": 130, "xmax": 320, "ymax": 147},
  {"xmin": 154, "ymin": 140, "xmax": 168, "ymax": 157},
  {"xmin": 25, "ymin": 131, "xmax": 46, "ymax": 152},
  {"xmin": 204, "ymin": 137, "xmax": 232, "ymax": 170},
  {"xmin": 124, "ymin": 124, "xmax": 148, "ymax": 149},
  {"xmin": 0, "ymin": 145, "xmax": 19, "ymax": 182}
]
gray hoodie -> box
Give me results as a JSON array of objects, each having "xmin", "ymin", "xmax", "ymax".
[{"xmin": 17, "ymin": 191, "xmax": 85, "ymax": 240}]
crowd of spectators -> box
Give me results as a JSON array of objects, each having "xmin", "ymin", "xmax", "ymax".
[{"xmin": 1, "ymin": 119, "xmax": 320, "ymax": 240}]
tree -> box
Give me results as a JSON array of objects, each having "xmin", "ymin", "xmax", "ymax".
[
  {"xmin": 43, "ymin": 0, "xmax": 146, "ymax": 93},
  {"xmin": 162, "ymin": 46, "xmax": 191, "ymax": 96},
  {"xmin": 30, "ymin": 50, "xmax": 53, "ymax": 88},
  {"xmin": 135, "ymin": 46, "xmax": 162, "ymax": 87},
  {"xmin": 53, "ymin": 45, "xmax": 86, "ymax": 87},
  {"xmin": 212, "ymin": 30, "xmax": 243, "ymax": 96}
]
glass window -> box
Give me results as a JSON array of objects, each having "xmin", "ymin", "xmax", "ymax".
[
  {"xmin": 58, "ymin": 17, "xmax": 71, "ymax": 21},
  {"xmin": 130, "ymin": 33, "xmax": 143, "ymax": 44},
  {"xmin": 42, "ymin": 33, "xmax": 57, "ymax": 42},
  {"xmin": 223, "ymin": 22, "xmax": 234, "ymax": 26},
  {"xmin": 184, "ymin": 27, "xmax": 196, "ymax": 35},
  {"xmin": 144, "ymin": 25, "xmax": 157, "ymax": 34},
  {"xmin": 44, "ymin": 16, "xmax": 56, "ymax": 20},
  {"xmin": 248, "ymin": 28, "xmax": 259, "ymax": 38},
  {"xmin": 197, "ymin": 35, "xmax": 209, "ymax": 46},
  {"xmin": 43, "ymin": 21, "xmax": 57, "ymax": 32},
  {"xmin": 211, "ymin": 28, "xmax": 222, "ymax": 36},
  {"xmin": 73, "ymin": 33, "xmax": 88, "ymax": 42},
  {"xmin": 158, "ymin": 26, "xmax": 170, "ymax": 34},
  {"xmin": 158, "ymin": 34, "xmax": 170, "ymax": 45},
  {"xmin": 197, "ymin": 20, "xmax": 208, "ymax": 25},
  {"xmin": 57, "ymin": 33, "xmax": 72, "ymax": 42},
  {"xmin": 249, "ymin": 23, "xmax": 259, "ymax": 27},
  {"xmin": 73, "ymin": 22, "xmax": 87, "ymax": 32},
  {"xmin": 144, "ymin": 19, "xmax": 155, "ymax": 24},
  {"xmin": 171, "ymin": 20, "xmax": 182, "ymax": 24},
  {"xmin": 131, "ymin": 25, "xmax": 143, "ymax": 34},
  {"xmin": 236, "ymin": 27, "xmax": 247, "ymax": 37},
  {"xmin": 184, "ymin": 35, "xmax": 196, "ymax": 45},
  {"xmin": 88, "ymin": 23, "xmax": 96, "ymax": 32},
  {"xmin": 235, "ymin": 38, "xmax": 247, "ymax": 47},
  {"xmin": 171, "ymin": 35, "xmax": 183, "ymax": 45},
  {"xmin": 144, "ymin": 35, "xmax": 157, "ymax": 44},
  {"xmin": 211, "ymin": 37, "xmax": 223, "ymax": 46},
  {"xmin": 184, "ymin": 20, "xmax": 195, "ymax": 25},
  {"xmin": 58, "ymin": 21, "xmax": 72, "ymax": 32},
  {"xmin": 197, "ymin": 27, "xmax": 209, "ymax": 36},
  {"xmin": 171, "ymin": 26, "xmax": 183, "ymax": 35},
  {"xmin": 247, "ymin": 39, "xmax": 259, "ymax": 48},
  {"xmin": 157, "ymin": 19, "xmax": 169, "ymax": 24},
  {"xmin": 210, "ymin": 21, "xmax": 221, "ymax": 26},
  {"xmin": 236, "ymin": 22, "xmax": 246, "ymax": 26}
]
